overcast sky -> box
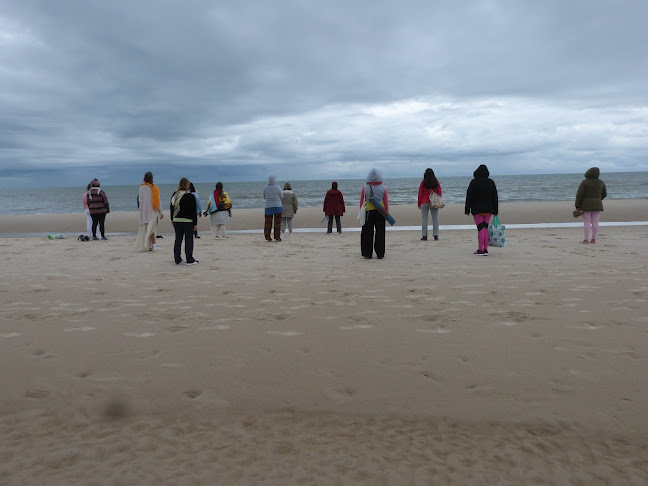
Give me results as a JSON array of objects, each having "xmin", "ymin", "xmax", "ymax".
[{"xmin": 1, "ymin": 0, "xmax": 647, "ymax": 187}]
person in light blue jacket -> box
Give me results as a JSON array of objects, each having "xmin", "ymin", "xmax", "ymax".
[
  {"xmin": 189, "ymin": 182, "xmax": 202, "ymax": 238},
  {"xmin": 263, "ymin": 175, "xmax": 283, "ymax": 241}
]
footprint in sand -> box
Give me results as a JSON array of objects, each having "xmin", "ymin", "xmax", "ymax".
[
  {"xmin": 199, "ymin": 325, "xmax": 231, "ymax": 331},
  {"xmin": 64, "ymin": 327, "xmax": 96, "ymax": 332},
  {"xmin": 323, "ymin": 386, "xmax": 356, "ymax": 404},
  {"xmin": 488, "ymin": 321, "xmax": 518, "ymax": 328},
  {"xmin": 124, "ymin": 332, "xmax": 157, "ymax": 337},
  {"xmin": 267, "ymin": 330, "xmax": 300, "ymax": 336},
  {"xmin": 417, "ymin": 328, "xmax": 450, "ymax": 334},
  {"xmin": 339, "ymin": 324, "xmax": 373, "ymax": 330},
  {"xmin": 184, "ymin": 390, "xmax": 202, "ymax": 399},
  {"xmin": 25, "ymin": 388, "xmax": 51, "ymax": 398}
]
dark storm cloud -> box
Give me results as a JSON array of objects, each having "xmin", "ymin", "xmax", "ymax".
[{"xmin": 0, "ymin": 0, "xmax": 647, "ymax": 187}]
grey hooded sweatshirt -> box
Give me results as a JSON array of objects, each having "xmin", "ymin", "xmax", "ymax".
[{"xmin": 263, "ymin": 175, "xmax": 284, "ymax": 208}]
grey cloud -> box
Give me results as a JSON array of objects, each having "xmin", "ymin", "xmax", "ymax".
[{"xmin": 0, "ymin": 0, "xmax": 647, "ymax": 188}]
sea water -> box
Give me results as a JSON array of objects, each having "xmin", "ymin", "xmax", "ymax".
[{"xmin": 0, "ymin": 172, "xmax": 646, "ymax": 216}]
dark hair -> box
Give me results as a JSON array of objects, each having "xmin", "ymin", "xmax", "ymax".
[
  {"xmin": 189, "ymin": 182, "xmax": 196, "ymax": 193},
  {"xmin": 215, "ymin": 182, "xmax": 223, "ymax": 191},
  {"xmin": 423, "ymin": 168, "xmax": 438, "ymax": 190},
  {"xmin": 143, "ymin": 172, "xmax": 153, "ymax": 184}
]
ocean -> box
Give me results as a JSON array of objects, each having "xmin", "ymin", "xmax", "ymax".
[{"xmin": 0, "ymin": 172, "xmax": 646, "ymax": 216}]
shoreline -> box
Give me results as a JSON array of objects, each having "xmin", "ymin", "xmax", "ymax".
[{"xmin": 1, "ymin": 199, "xmax": 647, "ymax": 236}]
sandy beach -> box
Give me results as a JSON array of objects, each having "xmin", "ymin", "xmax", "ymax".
[{"xmin": 1, "ymin": 201, "xmax": 647, "ymax": 485}]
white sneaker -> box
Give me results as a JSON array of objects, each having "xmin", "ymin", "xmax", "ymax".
[
  {"xmin": 289, "ymin": 233, "xmax": 294, "ymax": 238},
  {"xmin": 152, "ymin": 244, "xmax": 160, "ymax": 251},
  {"xmin": 339, "ymin": 232, "xmax": 344, "ymax": 236}
]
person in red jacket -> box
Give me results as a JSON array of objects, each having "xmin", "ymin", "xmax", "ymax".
[
  {"xmin": 323, "ymin": 181, "xmax": 346, "ymax": 235},
  {"xmin": 417, "ymin": 168, "xmax": 442, "ymax": 241}
]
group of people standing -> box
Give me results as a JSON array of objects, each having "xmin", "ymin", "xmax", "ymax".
[{"xmin": 84, "ymin": 165, "xmax": 607, "ymax": 263}]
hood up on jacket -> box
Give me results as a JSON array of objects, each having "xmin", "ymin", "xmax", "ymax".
[
  {"xmin": 473, "ymin": 164, "xmax": 489, "ymax": 178},
  {"xmin": 366, "ymin": 168, "xmax": 383, "ymax": 184},
  {"xmin": 584, "ymin": 167, "xmax": 600, "ymax": 179},
  {"xmin": 331, "ymin": 181, "xmax": 338, "ymax": 190},
  {"xmin": 90, "ymin": 178, "xmax": 100, "ymax": 188},
  {"xmin": 267, "ymin": 175, "xmax": 277, "ymax": 185}
]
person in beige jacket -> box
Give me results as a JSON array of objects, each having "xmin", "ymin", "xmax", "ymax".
[
  {"xmin": 135, "ymin": 171, "xmax": 164, "ymax": 251},
  {"xmin": 281, "ymin": 183, "xmax": 298, "ymax": 237}
]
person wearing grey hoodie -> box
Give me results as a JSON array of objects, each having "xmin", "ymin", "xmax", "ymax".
[
  {"xmin": 263, "ymin": 175, "xmax": 283, "ymax": 241},
  {"xmin": 359, "ymin": 168, "xmax": 389, "ymax": 259}
]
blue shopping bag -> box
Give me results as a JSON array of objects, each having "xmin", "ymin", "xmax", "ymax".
[{"xmin": 488, "ymin": 215, "xmax": 505, "ymax": 248}]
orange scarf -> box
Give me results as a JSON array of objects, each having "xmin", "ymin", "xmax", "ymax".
[{"xmin": 140, "ymin": 182, "xmax": 160, "ymax": 211}]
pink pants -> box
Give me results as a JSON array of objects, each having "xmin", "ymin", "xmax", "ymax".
[
  {"xmin": 473, "ymin": 214, "xmax": 491, "ymax": 251},
  {"xmin": 583, "ymin": 211, "xmax": 601, "ymax": 240}
]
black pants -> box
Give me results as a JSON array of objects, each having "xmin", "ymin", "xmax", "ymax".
[
  {"xmin": 327, "ymin": 215, "xmax": 342, "ymax": 233},
  {"xmin": 361, "ymin": 209, "xmax": 385, "ymax": 258},
  {"xmin": 174, "ymin": 222, "xmax": 195, "ymax": 264},
  {"xmin": 91, "ymin": 213, "xmax": 106, "ymax": 238}
]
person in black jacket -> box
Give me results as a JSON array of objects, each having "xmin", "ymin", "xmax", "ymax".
[
  {"xmin": 465, "ymin": 164, "xmax": 498, "ymax": 255},
  {"xmin": 170, "ymin": 177, "xmax": 199, "ymax": 265}
]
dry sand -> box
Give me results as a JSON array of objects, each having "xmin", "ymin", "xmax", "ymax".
[{"xmin": 1, "ymin": 202, "xmax": 647, "ymax": 485}]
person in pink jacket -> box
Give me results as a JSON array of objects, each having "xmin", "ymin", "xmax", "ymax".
[{"xmin": 417, "ymin": 168, "xmax": 442, "ymax": 241}]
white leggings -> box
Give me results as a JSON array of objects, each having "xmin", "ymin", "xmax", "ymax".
[
  {"xmin": 583, "ymin": 211, "xmax": 601, "ymax": 240},
  {"xmin": 211, "ymin": 224, "xmax": 227, "ymax": 237},
  {"xmin": 281, "ymin": 217, "xmax": 294, "ymax": 233},
  {"xmin": 85, "ymin": 209, "xmax": 92, "ymax": 236}
]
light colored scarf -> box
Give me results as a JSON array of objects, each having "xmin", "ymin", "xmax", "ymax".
[
  {"xmin": 171, "ymin": 190, "xmax": 187, "ymax": 219},
  {"xmin": 141, "ymin": 182, "xmax": 160, "ymax": 211}
]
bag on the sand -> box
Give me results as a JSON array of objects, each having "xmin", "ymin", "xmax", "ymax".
[
  {"xmin": 488, "ymin": 215, "xmax": 506, "ymax": 248},
  {"xmin": 430, "ymin": 192, "xmax": 445, "ymax": 209}
]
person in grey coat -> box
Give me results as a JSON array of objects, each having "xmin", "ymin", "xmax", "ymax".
[{"xmin": 281, "ymin": 182, "xmax": 298, "ymax": 237}]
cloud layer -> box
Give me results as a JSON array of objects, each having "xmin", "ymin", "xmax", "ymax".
[{"xmin": 1, "ymin": 0, "xmax": 647, "ymax": 186}]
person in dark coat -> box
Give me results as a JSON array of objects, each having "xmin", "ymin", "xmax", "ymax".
[
  {"xmin": 465, "ymin": 164, "xmax": 498, "ymax": 255},
  {"xmin": 87, "ymin": 178, "xmax": 110, "ymax": 240},
  {"xmin": 323, "ymin": 181, "xmax": 346, "ymax": 235},
  {"xmin": 170, "ymin": 177, "xmax": 199, "ymax": 265},
  {"xmin": 359, "ymin": 168, "xmax": 389, "ymax": 259},
  {"xmin": 575, "ymin": 167, "xmax": 607, "ymax": 244}
]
